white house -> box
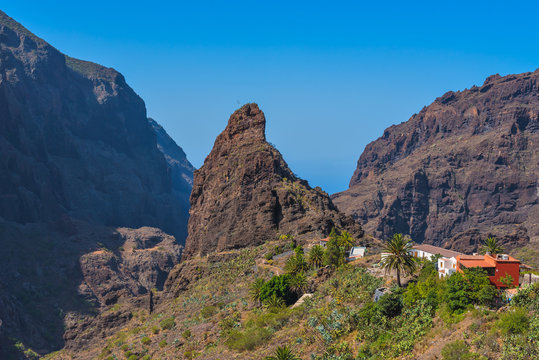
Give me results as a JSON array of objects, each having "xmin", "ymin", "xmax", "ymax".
[
  {"xmin": 437, "ymin": 256, "xmax": 458, "ymax": 277},
  {"xmin": 347, "ymin": 246, "xmax": 366, "ymax": 261},
  {"xmin": 410, "ymin": 244, "xmax": 463, "ymax": 278},
  {"xmin": 382, "ymin": 244, "xmax": 462, "ymax": 278}
]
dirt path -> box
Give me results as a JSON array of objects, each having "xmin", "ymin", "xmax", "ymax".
[{"xmin": 255, "ymin": 259, "xmax": 283, "ymax": 275}]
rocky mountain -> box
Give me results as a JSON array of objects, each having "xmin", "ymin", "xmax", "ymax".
[
  {"xmin": 0, "ymin": 10, "xmax": 192, "ymax": 357},
  {"xmin": 0, "ymin": 10, "xmax": 193, "ymax": 242},
  {"xmin": 183, "ymin": 103, "xmax": 364, "ymax": 259},
  {"xmin": 332, "ymin": 69, "xmax": 539, "ymax": 253}
]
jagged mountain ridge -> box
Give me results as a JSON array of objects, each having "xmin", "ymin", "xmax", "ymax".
[
  {"xmin": 184, "ymin": 103, "xmax": 364, "ymax": 259},
  {"xmin": 0, "ymin": 10, "xmax": 193, "ymax": 241},
  {"xmin": 332, "ymin": 69, "xmax": 539, "ymax": 253},
  {"xmin": 0, "ymin": 10, "xmax": 193, "ymax": 356}
]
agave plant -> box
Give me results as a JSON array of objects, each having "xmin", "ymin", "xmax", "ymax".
[
  {"xmin": 264, "ymin": 345, "xmax": 301, "ymax": 360},
  {"xmin": 380, "ymin": 233, "xmax": 416, "ymax": 287}
]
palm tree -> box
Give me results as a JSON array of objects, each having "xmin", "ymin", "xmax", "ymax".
[
  {"xmin": 289, "ymin": 272, "xmax": 308, "ymax": 296},
  {"xmin": 339, "ymin": 230, "xmax": 355, "ymax": 250},
  {"xmin": 308, "ymin": 245, "xmax": 325, "ymax": 268},
  {"xmin": 263, "ymin": 293, "xmax": 285, "ymax": 309},
  {"xmin": 480, "ymin": 236, "xmax": 504, "ymax": 255},
  {"xmin": 249, "ymin": 278, "xmax": 265, "ymax": 307},
  {"xmin": 285, "ymin": 247, "xmax": 309, "ymax": 274},
  {"xmin": 380, "ymin": 233, "xmax": 416, "ymax": 287},
  {"xmin": 264, "ymin": 345, "xmax": 300, "ymax": 360}
]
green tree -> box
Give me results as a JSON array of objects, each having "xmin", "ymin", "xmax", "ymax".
[
  {"xmin": 380, "ymin": 233, "xmax": 416, "ymax": 287},
  {"xmin": 324, "ymin": 236, "xmax": 345, "ymax": 268},
  {"xmin": 480, "ymin": 236, "xmax": 504, "ymax": 255},
  {"xmin": 308, "ymin": 245, "xmax": 325, "ymax": 268},
  {"xmin": 260, "ymin": 274, "xmax": 295, "ymax": 305},
  {"xmin": 249, "ymin": 278, "xmax": 266, "ymax": 307},
  {"xmin": 264, "ymin": 345, "xmax": 301, "ymax": 360}
]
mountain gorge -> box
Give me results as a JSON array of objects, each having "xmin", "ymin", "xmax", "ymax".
[
  {"xmin": 333, "ymin": 70, "xmax": 539, "ymax": 254},
  {"xmin": 1, "ymin": 7, "xmax": 538, "ymax": 360}
]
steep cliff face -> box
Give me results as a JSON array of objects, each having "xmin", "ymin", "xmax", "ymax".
[
  {"xmin": 0, "ymin": 10, "xmax": 193, "ymax": 242},
  {"xmin": 184, "ymin": 103, "xmax": 363, "ymax": 259},
  {"xmin": 0, "ymin": 10, "xmax": 192, "ymax": 356},
  {"xmin": 333, "ymin": 69, "xmax": 539, "ymax": 253}
]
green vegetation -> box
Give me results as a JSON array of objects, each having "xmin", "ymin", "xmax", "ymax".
[
  {"xmin": 264, "ymin": 345, "xmax": 301, "ymax": 360},
  {"xmin": 159, "ymin": 316, "xmax": 176, "ymax": 330},
  {"xmin": 308, "ymin": 245, "xmax": 325, "ymax": 268},
  {"xmin": 61, "ymin": 238, "xmax": 537, "ymax": 360},
  {"xmin": 442, "ymin": 340, "xmax": 484, "ymax": 360},
  {"xmin": 259, "ymin": 274, "xmax": 295, "ymax": 305},
  {"xmin": 481, "ymin": 236, "xmax": 504, "ymax": 255},
  {"xmin": 380, "ymin": 233, "xmax": 416, "ymax": 286}
]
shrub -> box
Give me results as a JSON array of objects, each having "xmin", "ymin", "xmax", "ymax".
[
  {"xmin": 151, "ymin": 325, "xmax": 160, "ymax": 334},
  {"xmin": 225, "ymin": 327, "xmax": 272, "ymax": 351},
  {"xmin": 182, "ymin": 329, "xmax": 192, "ymax": 339},
  {"xmin": 160, "ymin": 316, "xmax": 176, "ymax": 330},
  {"xmin": 378, "ymin": 292, "xmax": 403, "ymax": 318},
  {"xmin": 260, "ymin": 274, "xmax": 295, "ymax": 305},
  {"xmin": 497, "ymin": 308, "xmax": 530, "ymax": 335},
  {"xmin": 201, "ymin": 305, "xmax": 218, "ymax": 319},
  {"xmin": 141, "ymin": 336, "xmax": 151, "ymax": 345},
  {"xmin": 159, "ymin": 339, "xmax": 167, "ymax": 348},
  {"xmin": 441, "ymin": 340, "xmax": 481, "ymax": 360}
]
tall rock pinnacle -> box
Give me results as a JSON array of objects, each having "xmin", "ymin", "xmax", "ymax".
[{"xmin": 183, "ymin": 103, "xmax": 363, "ymax": 258}]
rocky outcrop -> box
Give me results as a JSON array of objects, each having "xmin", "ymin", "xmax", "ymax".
[
  {"xmin": 184, "ymin": 103, "xmax": 363, "ymax": 258},
  {"xmin": 0, "ymin": 10, "xmax": 192, "ymax": 357},
  {"xmin": 333, "ymin": 69, "xmax": 539, "ymax": 252},
  {"xmin": 0, "ymin": 10, "xmax": 193, "ymax": 242}
]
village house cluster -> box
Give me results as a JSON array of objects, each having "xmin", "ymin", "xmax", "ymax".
[{"xmin": 408, "ymin": 244, "xmax": 526, "ymax": 289}]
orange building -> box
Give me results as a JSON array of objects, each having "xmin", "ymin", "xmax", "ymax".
[{"xmin": 455, "ymin": 254, "xmax": 520, "ymax": 288}]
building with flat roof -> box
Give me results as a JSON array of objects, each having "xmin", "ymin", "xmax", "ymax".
[{"xmin": 456, "ymin": 254, "xmax": 520, "ymax": 288}]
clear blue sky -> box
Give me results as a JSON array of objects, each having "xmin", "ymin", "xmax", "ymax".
[{"xmin": 4, "ymin": 1, "xmax": 538, "ymax": 194}]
